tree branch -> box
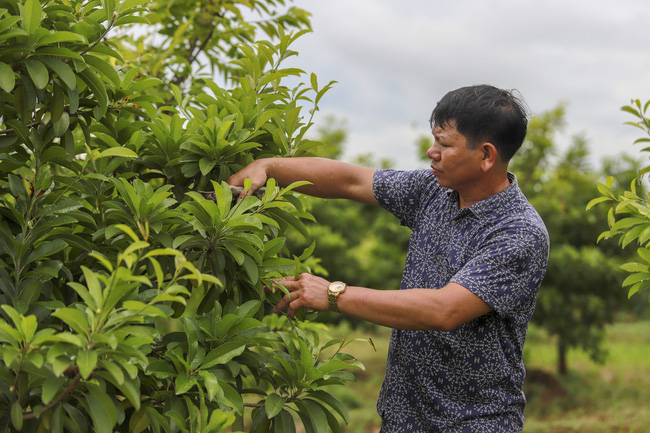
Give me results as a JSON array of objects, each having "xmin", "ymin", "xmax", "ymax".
[
  {"xmin": 22, "ymin": 372, "xmax": 82, "ymax": 420},
  {"xmin": 172, "ymin": 26, "xmax": 216, "ymax": 86}
]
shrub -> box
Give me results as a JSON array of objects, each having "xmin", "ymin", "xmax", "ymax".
[{"xmin": 0, "ymin": 0, "xmax": 363, "ymax": 431}]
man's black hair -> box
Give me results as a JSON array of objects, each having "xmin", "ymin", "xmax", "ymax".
[{"xmin": 429, "ymin": 85, "xmax": 529, "ymax": 162}]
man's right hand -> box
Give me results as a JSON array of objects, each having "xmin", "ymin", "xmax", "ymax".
[{"xmin": 227, "ymin": 159, "xmax": 269, "ymax": 201}]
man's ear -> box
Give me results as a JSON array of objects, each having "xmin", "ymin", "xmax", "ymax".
[{"xmin": 479, "ymin": 142, "xmax": 499, "ymax": 172}]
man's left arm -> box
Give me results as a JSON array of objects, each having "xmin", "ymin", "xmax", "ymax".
[
  {"xmin": 273, "ymin": 221, "xmax": 548, "ymax": 331},
  {"xmin": 272, "ymin": 274, "xmax": 492, "ymax": 331}
]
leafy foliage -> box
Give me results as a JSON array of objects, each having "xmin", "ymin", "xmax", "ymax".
[
  {"xmin": 0, "ymin": 0, "xmax": 363, "ymax": 432},
  {"xmin": 589, "ymin": 99, "xmax": 650, "ymax": 303},
  {"xmin": 509, "ymin": 107, "xmax": 630, "ymax": 374}
]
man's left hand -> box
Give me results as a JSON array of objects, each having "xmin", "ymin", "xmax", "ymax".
[{"xmin": 271, "ymin": 273, "xmax": 331, "ymax": 318}]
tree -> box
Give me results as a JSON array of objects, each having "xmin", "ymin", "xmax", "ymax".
[
  {"xmin": 0, "ymin": 0, "xmax": 365, "ymax": 432},
  {"xmin": 512, "ymin": 108, "xmax": 630, "ymax": 375},
  {"xmin": 589, "ymin": 99, "xmax": 650, "ymax": 305}
]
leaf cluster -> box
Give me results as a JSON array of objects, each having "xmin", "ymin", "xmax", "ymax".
[
  {"xmin": 588, "ymin": 99, "xmax": 650, "ymax": 303},
  {"xmin": 0, "ymin": 0, "xmax": 359, "ymax": 432}
]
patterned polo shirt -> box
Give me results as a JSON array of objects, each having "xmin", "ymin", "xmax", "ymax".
[{"xmin": 372, "ymin": 169, "xmax": 549, "ymax": 433}]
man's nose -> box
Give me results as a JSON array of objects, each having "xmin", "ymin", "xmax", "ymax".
[{"xmin": 427, "ymin": 144, "xmax": 440, "ymax": 161}]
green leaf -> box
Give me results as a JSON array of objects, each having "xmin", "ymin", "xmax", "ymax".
[
  {"xmin": 42, "ymin": 376, "xmax": 65, "ymax": 405},
  {"xmin": 83, "ymin": 54, "xmax": 120, "ymax": 87},
  {"xmin": 199, "ymin": 157, "xmax": 217, "ymax": 176},
  {"xmin": 585, "ymin": 196, "xmax": 611, "ymax": 211},
  {"xmin": 299, "ymin": 339, "xmax": 314, "ymax": 372},
  {"xmin": 620, "ymin": 262, "xmax": 648, "ymax": 273},
  {"xmin": 610, "ymin": 217, "xmax": 645, "ymax": 232},
  {"xmin": 198, "ymin": 370, "xmax": 221, "ymax": 401},
  {"xmin": 97, "ymin": 147, "xmax": 138, "ymax": 159},
  {"xmin": 79, "ymin": 67, "xmax": 108, "ymax": 115},
  {"xmin": 77, "ymin": 349, "xmax": 98, "ymax": 379},
  {"xmin": 37, "ymin": 31, "xmax": 87, "ymax": 47},
  {"xmin": 293, "ymin": 399, "xmax": 328, "ymax": 433},
  {"xmin": 86, "ymin": 386, "xmax": 117, "ymax": 433},
  {"xmin": 51, "ymin": 82, "xmax": 65, "ymax": 121},
  {"xmin": 317, "ymin": 358, "xmax": 362, "ymax": 375},
  {"xmin": 6, "ymin": 120, "xmax": 32, "ymax": 148},
  {"xmin": 175, "ymin": 372, "xmax": 197, "ymax": 394},
  {"xmin": 129, "ymin": 410, "xmax": 150, "ymax": 433},
  {"xmin": 39, "ymin": 56, "xmax": 77, "ymax": 90},
  {"xmin": 11, "ymin": 401, "xmax": 22, "ymax": 430},
  {"xmin": 622, "ymin": 271, "xmax": 650, "ymax": 287},
  {"xmin": 201, "ymin": 341, "xmax": 246, "ymax": 370},
  {"xmin": 207, "ymin": 409, "xmax": 236, "ymax": 433},
  {"xmin": 638, "ymin": 247, "xmax": 650, "ymax": 264},
  {"xmin": 21, "ymin": 0, "xmax": 42, "ymax": 35},
  {"xmin": 105, "ymin": 372, "xmax": 141, "ymax": 410},
  {"xmin": 25, "ymin": 239, "xmax": 67, "ymax": 266},
  {"xmin": 52, "ymin": 307, "xmax": 90, "ymax": 336},
  {"xmin": 218, "ymin": 380, "xmax": 243, "ymax": 415},
  {"xmin": 53, "ymin": 111, "xmax": 69, "ymax": 136},
  {"xmin": 0, "ymin": 62, "xmax": 15, "ymax": 92},
  {"xmin": 25, "ymin": 57, "xmax": 49, "ymax": 89},
  {"xmin": 307, "ymin": 390, "xmax": 349, "ymax": 424},
  {"xmin": 265, "ymin": 393, "xmax": 287, "ymax": 419},
  {"xmin": 273, "ymin": 410, "xmax": 296, "ymax": 433},
  {"xmin": 36, "ymin": 47, "xmax": 83, "ymax": 62}
]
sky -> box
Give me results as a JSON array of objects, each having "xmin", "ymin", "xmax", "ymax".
[{"xmin": 283, "ymin": 0, "xmax": 650, "ymax": 170}]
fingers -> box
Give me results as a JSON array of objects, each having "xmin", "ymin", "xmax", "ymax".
[
  {"xmin": 226, "ymin": 160, "xmax": 269, "ymax": 201},
  {"xmin": 273, "ymin": 291, "xmax": 300, "ymax": 314},
  {"xmin": 268, "ymin": 274, "xmax": 330, "ymax": 317},
  {"xmin": 268, "ymin": 276, "xmax": 302, "ymax": 316},
  {"xmin": 264, "ymin": 276, "xmax": 296, "ymax": 297}
]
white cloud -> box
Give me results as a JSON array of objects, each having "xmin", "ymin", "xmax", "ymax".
[{"xmin": 289, "ymin": 0, "xmax": 650, "ymax": 169}]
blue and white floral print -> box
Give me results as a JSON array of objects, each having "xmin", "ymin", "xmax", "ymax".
[{"xmin": 373, "ymin": 169, "xmax": 549, "ymax": 433}]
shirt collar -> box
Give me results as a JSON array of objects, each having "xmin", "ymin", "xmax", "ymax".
[{"xmin": 445, "ymin": 172, "xmax": 519, "ymax": 220}]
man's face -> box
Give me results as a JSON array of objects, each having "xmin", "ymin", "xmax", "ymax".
[{"xmin": 426, "ymin": 121, "xmax": 483, "ymax": 191}]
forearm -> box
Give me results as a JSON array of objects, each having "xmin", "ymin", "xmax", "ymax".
[
  {"xmin": 272, "ymin": 274, "xmax": 493, "ymax": 331},
  {"xmin": 337, "ymin": 284, "xmax": 493, "ymax": 331},
  {"xmin": 337, "ymin": 286, "xmax": 449, "ymax": 330},
  {"xmin": 230, "ymin": 157, "xmax": 378, "ymax": 205}
]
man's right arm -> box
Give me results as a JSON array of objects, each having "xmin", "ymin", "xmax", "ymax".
[{"xmin": 227, "ymin": 157, "xmax": 378, "ymax": 206}]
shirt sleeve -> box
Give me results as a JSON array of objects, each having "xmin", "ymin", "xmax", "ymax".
[
  {"xmin": 450, "ymin": 219, "xmax": 549, "ymax": 316},
  {"xmin": 373, "ymin": 169, "xmax": 437, "ymax": 229}
]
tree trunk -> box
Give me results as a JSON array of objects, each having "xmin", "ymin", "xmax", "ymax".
[{"xmin": 558, "ymin": 340, "xmax": 568, "ymax": 375}]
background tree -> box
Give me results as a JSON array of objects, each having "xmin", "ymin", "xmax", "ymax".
[
  {"xmin": 589, "ymin": 99, "xmax": 650, "ymax": 305},
  {"xmin": 512, "ymin": 108, "xmax": 635, "ymax": 375},
  {"xmin": 0, "ymin": 1, "xmax": 366, "ymax": 432}
]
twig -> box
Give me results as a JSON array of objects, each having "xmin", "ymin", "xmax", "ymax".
[{"xmin": 22, "ymin": 372, "xmax": 82, "ymax": 420}]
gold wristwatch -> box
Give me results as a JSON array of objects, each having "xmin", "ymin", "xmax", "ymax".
[{"xmin": 327, "ymin": 281, "xmax": 347, "ymax": 313}]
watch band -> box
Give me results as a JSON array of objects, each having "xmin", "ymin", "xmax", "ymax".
[
  {"xmin": 328, "ymin": 292, "xmax": 340, "ymax": 313},
  {"xmin": 328, "ymin": 281, "xmax": 347, "ymax": 313}
]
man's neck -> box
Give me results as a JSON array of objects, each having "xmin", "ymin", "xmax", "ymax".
[{"xmin": 457, "ymin": 173, "xmax": 511, "ymax": 209}]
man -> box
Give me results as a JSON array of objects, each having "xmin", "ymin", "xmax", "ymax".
[{"xmin": 228, "ymin": 85, "xmax": 549, "ymax": 432}]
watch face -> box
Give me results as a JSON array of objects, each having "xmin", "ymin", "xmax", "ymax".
[{"xmin": 329, "ymin": 281, "xmax": 346, "ymax": 293}]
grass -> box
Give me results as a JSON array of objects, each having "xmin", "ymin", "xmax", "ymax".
[{"xmin": 323, "ymin": 320, "xmax": 650, "ymax": 433}]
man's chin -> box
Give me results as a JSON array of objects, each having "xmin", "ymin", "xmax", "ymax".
[{"xmin": 433, "ymin": 172, "xmax": 452, "ymax": 188}]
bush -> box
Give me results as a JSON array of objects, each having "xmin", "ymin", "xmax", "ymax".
[{"xmin": 0, "ymin": 0, "xmax": 363, "ymax": 431}]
